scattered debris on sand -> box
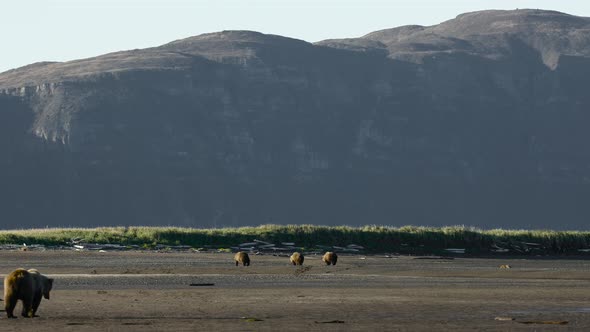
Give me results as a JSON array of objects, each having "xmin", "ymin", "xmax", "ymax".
[
  {"xmin": 0, "ymin": 239, "xmax": 363, "ymax": 254},
  {"xmin": 294, "ymin": 266, "xmax": 312, "ymax": 276},
  {"xmin": 241, "ymin": 317, "xmax": 264, "ymax": 322},
  {"xmin": 518, "ymin": 320, "xmax": 568, "ymax": 325},
  {"xmin": 189, "ymin": 283, "xmax": 215, "ymax": 287},
  {"xmin": 5, "ymin": 236, "xmax": 584, "ymax": 258},
  {"xmin": 413, "ymin": 256, "xmax": 455, "ymax": 260}
]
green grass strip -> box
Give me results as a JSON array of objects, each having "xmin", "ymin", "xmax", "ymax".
[{"xmin": 1, "ymin": 225, "xmax": 590, "ymax": 254}]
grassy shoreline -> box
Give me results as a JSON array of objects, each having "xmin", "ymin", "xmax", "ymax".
[{"xmin": 1, "ymin": 225, "xmax": 590, "ymax": 255}]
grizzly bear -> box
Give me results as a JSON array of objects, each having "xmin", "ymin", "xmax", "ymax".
[
  {"xmin": 322, "ymin": 252, "xmax": 338, "ymax": 265},
  {"xmin": 4, "ymin": 268, "xmax": 53, "ymax": 318},
  {"xmin": 290, "ymin": 252, "xmax": 304, "ymax": 266},
  {"xmin": 234, "ymin": 252, "xmax": 250, "ymax": 266}
]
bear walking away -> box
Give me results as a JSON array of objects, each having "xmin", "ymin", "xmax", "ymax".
[
  {"xmin": 4, "ymin": 268, "xmax": 53, "ymax": 318},
  {"xmin": 290, "ymin": 252, "xmax": 304, "ymax": 266},
  {"xmin": 234, "ymin": 252, "xmax": 250, "ymax": 266},
  {"xmin": 322, "ymin": 252, "xmax": 338, "ymax": 265}
]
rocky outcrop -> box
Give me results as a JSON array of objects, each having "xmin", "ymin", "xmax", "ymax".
[{"xmin": 1, "ymin": 10, "xmax": 590, "ymax": 229}]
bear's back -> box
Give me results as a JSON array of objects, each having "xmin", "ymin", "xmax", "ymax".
[
  {"xmin": 4, "ymin": 268, "xmax": 30, "ymax": 287},
  {"xmin": 4, "ymin": 268, "xmax": 33, "ymax": 298},
  {"xmin": 234, "ymin": 252, "xmax": 250, "ymax": 266},
  {"xmin": 290, "ymin": 252, "xmax": 304, "ymax": 265}
]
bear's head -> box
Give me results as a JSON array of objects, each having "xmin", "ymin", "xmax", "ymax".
[{"xmin": 43, "ymin": 278, "xmax": 54, "ymax": 300}]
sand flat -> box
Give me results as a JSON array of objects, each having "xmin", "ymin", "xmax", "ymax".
[{"xmin": 0, "ymin": 251, "xmax": 589, "ymax": 331}]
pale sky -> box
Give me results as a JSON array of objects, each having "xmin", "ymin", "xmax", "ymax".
[{"xmin": 2, "ymin": 0, "xmax": 590, "ymax": 73}]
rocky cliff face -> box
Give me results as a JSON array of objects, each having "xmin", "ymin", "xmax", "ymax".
[{"xmin": 2, "ymin": 9, "xmax": 590, "ymax": 229}]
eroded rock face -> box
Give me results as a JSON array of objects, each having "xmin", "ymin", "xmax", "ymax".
[{"xmin": 2, "ymin": 10, "xmax": 590, "ymax": 229}]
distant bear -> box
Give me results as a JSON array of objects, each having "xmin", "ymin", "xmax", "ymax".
[
  {"xmin": 499, "ymin": 264, "xmax": 511, "ymax": 269},
  {"xmin": 322, "ymin": 252, "xmax": 338, "ymax": 266},
  {"xmin": 4, "ymin": 268, "xmax": 53, "ymax": 318},
  {"xmin": 234, "ymin": 252, "xmax": 250, "ymax": 266},
  {"xmin": 290, "ymin": 252, "xmax": 304, "ymax": 266}
]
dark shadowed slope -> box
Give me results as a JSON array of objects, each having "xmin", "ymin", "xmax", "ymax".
[{"xmin": 2, "ymin": 10, "xmax": 590, "ymax": 229}]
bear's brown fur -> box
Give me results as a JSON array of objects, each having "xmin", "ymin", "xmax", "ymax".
[
  {"xmin": 322, "ymin": 252, "xmax": 338, "ymax": 265},
  {"xmin": 234, "ymin": 252, "xmax": 250, "ymax": 266},
  {"xmin": 290, "ymin": 252, "xmax": 304, "ymax": 266},
  {"xmin": 4, "ymin": 268, "xmax": 53, "ymax": 318}
]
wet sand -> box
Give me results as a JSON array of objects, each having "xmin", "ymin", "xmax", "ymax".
[{"xmin": 0, "ymin": 251, "xmax": 589, "ymax": 331}]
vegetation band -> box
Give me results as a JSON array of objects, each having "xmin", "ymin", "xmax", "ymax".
[{"xmin": 1, "ymin": 225, "xmax": 590, "ymax": 255}]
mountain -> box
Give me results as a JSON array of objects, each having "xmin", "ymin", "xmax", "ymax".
[{"xmin": 1, "ymin": 9, "xmax": 590, "ymax": 229}]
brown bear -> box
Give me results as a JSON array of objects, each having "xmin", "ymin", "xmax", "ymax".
[
  {"xmin": 4, "ymin": 268, "xmax": 53, "ymax": 318},
  {"xmin": 322, "ymin": 252, "xmax": 338, "ymax": 265},
  {"xmin": 290, "ymin": 252, "xmax": 304, "ymax": 266},
  {"xmin": 234, "ymin": 252, "xmax": 250, "ymax": 266}
]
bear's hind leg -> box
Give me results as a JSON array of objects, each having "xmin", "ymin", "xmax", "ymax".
[
  {"xmin": 21, "ymin": 296, "xmax": 33, "ymax": 318},
  {"xmin": 4, "ymin": 294, "xmax": 17, "ymax": 318},
  {"xmin": 32, "ymin": 293, "xmax": 42, "ymax": 317}
]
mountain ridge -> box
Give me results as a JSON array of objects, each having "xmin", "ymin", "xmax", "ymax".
[{"xmin": 3, "ymin": 9, "xmax": 590, "ymax": 88}]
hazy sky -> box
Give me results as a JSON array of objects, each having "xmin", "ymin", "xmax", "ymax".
[{"xmin": 2, "ymin": 0, "xmax": 590, "ymax": 73}]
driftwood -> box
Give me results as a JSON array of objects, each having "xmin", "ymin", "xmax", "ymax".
[
  {"xmin": 444, "ymin": 248, "xmax": 465, "ymax": 254},
  {"xmin": 1, "ymin": 238, "xmax": 368, "ymax": 255},
  {"xmin": 239, "ymin": 242, "xmax": 258, "ymax": 247},
  {"xmin": 75, "ymin": 243, "xmax": 128, "ymax": 250},
  {"xmin": 413, "ymin": 256, "xmax": 454, "ymax": 260},
  {"xmin": 347, "ymin": 244, "xmax": 365, "ymax": 250},
  {"xmin": 491, "ymin": 241, "xmax": 547, "ymax": 254},
  {"xmin": 519, "ymin": 321, "xmax": 568, "ymax": 325}
]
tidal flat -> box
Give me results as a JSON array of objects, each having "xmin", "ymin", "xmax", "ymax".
[{"xmin": 0, "ymin": 251, "xmax": 589, "ymax": 331}]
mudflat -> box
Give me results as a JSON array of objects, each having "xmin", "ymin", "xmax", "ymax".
[{"xmin": 0, "ymin": 251, "xmax": 589, "ymax": 331}]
